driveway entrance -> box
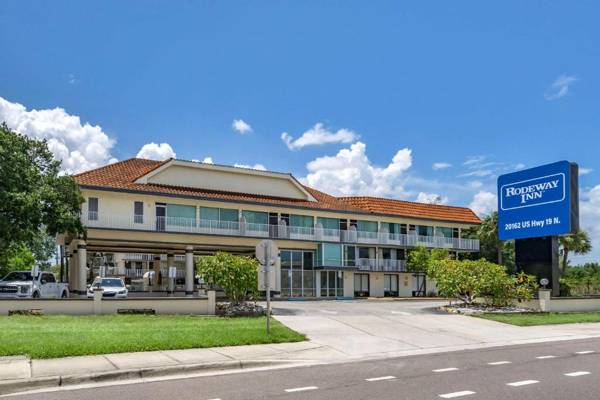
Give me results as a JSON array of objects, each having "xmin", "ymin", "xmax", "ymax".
[{"xmin": 272, "ymin": 300, "xmax": 600, "ymax": 359}]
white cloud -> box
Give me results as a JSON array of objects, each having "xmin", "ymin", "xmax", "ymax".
[
  {"xmin": 281, "ymin": 122, "xmax": 359, "ymax": 151},
  {"xmin": 469, "ymin": 191, "xmax": 497, "ymax": 217},
  {"xmin": 572, "ymin": 185, "xmax": 600, "ymax": 264},
  {"xmin": 234, "ymin": 163, "xmax": 267, "ymax": 171},
  {"xmin": 202, "ymin": 157, "xmax": 214, "ymax": 164},
  {"xmin": 460, "ymin": 169, "xmax": 493, "ymax": 178},
  {"xmin": 432, "ymin": 162, "xmax": 452, "ymax": 170},
  {"xmin": 301, "ymin": 141, "xmax": 412, "ymax": 197},
  {"xmin": 416, "ymin": 192, "xmax": 448, "ymax": 205},
  {"xmin": 0, "ymin": 96, "xmax": 117, "ymax": 174},
  {"xmin": 579, "ymin": 167, "xmax": 593, "ymax": 176},
  {"xmin": 232, "ymin": 119, "xmax": 252, "ymax": 134},
  {"xmin": 544, "ymin": 74, "xmax": 578, "ymax": 101},
  {"xmin": 136, "ymin": 142, "xmax": 176, "ymax": 160},
  {"xmin": 468, "ymin": 180, "xmax": 484, "ymax": 189}
]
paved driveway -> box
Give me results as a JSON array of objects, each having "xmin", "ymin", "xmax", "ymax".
[{"xmin": 271, "ymin": 299, "xmax": 600, "ymax": 360}]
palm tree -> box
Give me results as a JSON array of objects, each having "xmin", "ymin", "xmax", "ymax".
[
  {"xmin": 559, "ymin": 231, "xmax": 592, "ymax": 273},
  {"xmin": 479, "ymin": 212, "xmax": 503, "ymax": 265}
]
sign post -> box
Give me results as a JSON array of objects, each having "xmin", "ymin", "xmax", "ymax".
[
  {"xmin": 256, "ymin": 240, "xmax": 278, "ymax": 334},
  {"xmin": 497, "ymin": 161, "xmax": 579, "ymax": 296}
]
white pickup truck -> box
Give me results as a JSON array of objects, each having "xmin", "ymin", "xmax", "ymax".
[{"xmin": 0, "ymin": 271, "xmax": 69, "ymax": 299}]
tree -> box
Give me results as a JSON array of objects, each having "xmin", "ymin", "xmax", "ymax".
[
  {"xmin": 0, "ymin": 124, "xmax": 85, "ymax": 267},
  {"xmin": 196, "ymin": 252, "xmax": 259, "ymax": 303},
  {"xmin": 0, "ymin": 245, "xmax": 36, "ymax": 277},
  {"xmin": 559, "ymin": 231, "xmax": 592, "ymax": 273},
  {"xmin": 406, "ymin": 245, "xmax": 430, "ymax": 273},
  {"xmin": 462, "ymin": 212, "xmax": 515, "ymax": 272}
]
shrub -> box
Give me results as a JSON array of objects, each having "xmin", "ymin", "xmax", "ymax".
[
  {"xmin": 196, "ymin": 252, "xmax": 259, "ymax": 303},
  {"xmin": 429, "ymin": 258, "xmax": 537, "ymax": 306}
]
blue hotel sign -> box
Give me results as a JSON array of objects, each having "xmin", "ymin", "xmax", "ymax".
[{"xmin": 498, "ymin": 161, "xmax": 579, "ymax": 241}]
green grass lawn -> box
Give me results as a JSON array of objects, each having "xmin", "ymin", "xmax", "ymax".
[
  {"xmin": 476, "ymin": 312, "xmax": 600, "ymax": 326},
  {"xmin": 0, "ymin": 315, "xmax": 305, "ymax": 359}
]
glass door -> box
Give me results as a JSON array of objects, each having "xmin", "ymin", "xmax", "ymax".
[
  {"xmin": 320, "ymin": 270, "xmax": 344, "ymax": 297},
  {"xmin": 354, "ymin": 273, "xmax": 370, "ymax": 297},
  {"xmin": 280, "ymin": 250, "xmax": 315, "ymax": 298},
  {"xmin": 155, "ymin": 204, "xmax": 166, "ymax": 231},
  {"xmin": 384, "ymin": 274, "xmax": 398, "ymax": 297}
]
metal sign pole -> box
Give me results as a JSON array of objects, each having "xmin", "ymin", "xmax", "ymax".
[{"xmin": 264, "ymin": 243, "xmax": 271, "ymax": 334}]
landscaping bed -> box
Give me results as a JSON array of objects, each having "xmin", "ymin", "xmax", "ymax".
[
  {"xmin": 440, "ymin": 303, "xmax": 535, "ymax": 315},
  {"xmin": 0, "ymin": 315, "xmax": 305, "ymax": 359},
  {"xmin": 474, "ymin": 311, "xmax": 600, "ymax": 326}
]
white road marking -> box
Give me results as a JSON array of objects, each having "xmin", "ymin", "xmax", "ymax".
[
  {"xmin": 319, "ymin": 310, "xmax": 338, "ymax": 314},
  {"xmin": 507, "ymin": 380, "xmax": 539, "ymax": 387},
  {"xmin": 391, "ymin": 311, "xmax": 411, "ymax": 316},
  {"xmin": 366, "ymin": 375, "xmax": 396, "ymax": 382},
  {"xmin": 536, "ymin": 355, "xmax": 556, "ymax": 359},
  {"xmin": 433, "ymin": 368, "xmax": 459, "ymax": 372},
  {"xmin": 575, "ymin": 351, "xmax": 595, "ymax": 355},
  {"xmin": 438, "ymin": 390, "xmax": 476, "ymax": 398},
  {"xmin": 285, "ymin": 386, "xmax": 318, "ymax": 393},
  {"xmin": 488, "ymin": 361, "xmax": 512, "ymax": 365},
  {"xmin": 565, "ymin": 371, "xmax": 591, "ymax": 377}
]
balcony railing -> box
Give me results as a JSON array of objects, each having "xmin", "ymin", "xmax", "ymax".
[
  {"xmin": 357, "ymin": 258, "xmax": 407, "ymax": 272},
  {"xmin": 82, "ymin": 213, "xmax": 479, "ymax": 251}
]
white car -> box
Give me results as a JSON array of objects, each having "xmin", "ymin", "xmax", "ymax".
[{"xmin": 87, "ymin": 277, "xmax": 128, "ymax": 299}]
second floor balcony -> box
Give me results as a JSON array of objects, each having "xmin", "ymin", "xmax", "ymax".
[{"xmin": 82, "ymin": 212, "xmax": 480, "ymax": 251}]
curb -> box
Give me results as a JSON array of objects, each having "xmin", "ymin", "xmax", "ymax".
[{"xmin": 0, "ymin": 360, "xmax": 293, "ymax": 396}]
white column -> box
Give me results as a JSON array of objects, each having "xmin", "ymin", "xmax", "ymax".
[
  {"xmin": 69, "ymin": 250, "xmax": 77, "ymax": 293},
  {"xmin": 77, "ymin": 241, "xmax": 87, "ymax": 298},
  {"xmin": 185, "ymin": 246, "xmax": 194, "ymax": 297},
  {"xmin": 154, "ymin": 255, "xmax": 162, "ymax": 287},
  {"xmin": 167, "ymin": 253, "xmax": 175, "ymax": 296}
]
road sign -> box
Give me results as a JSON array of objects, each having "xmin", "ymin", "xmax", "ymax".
[
  {"xmin": 255, "ymin": 240, "xmax": 279, "ymax": 334},
  {"xmin": 497, "ymin": 161, "xmax": 579, "ymax": 241},
  {"xmin": 256, "ymin": 240, "xmax": 278, "ymax": 266}
]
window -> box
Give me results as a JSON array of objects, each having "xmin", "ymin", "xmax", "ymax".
[
  {"xmin": 357, "ymin": 220, "xmax": 378, "ymax": 233},
  {"xmin": 382, "ymin": 248, "xmax": 392, "ymax": 259},
  {"xmin": 166, "ymin": 204, "xmax": 196, "ymax": 227},
  {"xmin": 344, "ymin": 245, "xmax": 356, "ymax": 267},
  {"xmin": 453, "ymin": 228, "xmax": 460, "ymax": 238},
  {"xmin": 417, "ymin": 225, "xmax": 433, "ymax": 237},
  {"xmin": 318, "ymin": 243, "xmax": 342, "ymax": 267},
  {"xmin": 134, "ymin": 201, "xmax": 144, "ymax": 224},
  {"xmin": 400, "ymin": 224, "xmax": 407, "ymax": 234},
  {"xmin": 358, "ymin": 247, "xmax": 370, "ymax": 259},
  {"xmin": 436, "ymin": 227, "xmax": 453, "ymax": 238},
  {"xmin": 396, "ymin": 249, "xmax": 406, "ymax": 260},
  {"xmin": 41, "ymin": 273, "xmax": 55, "ymax": 283},
  {"xmin": 289, "ymin": 214, "xmax": 313, "ymax": 228},
  {"xmin": 317, "ymin": 217, "xmax": 340, "ymax": 231},
  {"xmin": 88, "ymin": 197, "xmax": 98, "ymax": 220},
  {"xmin": 200, "ymin": 207, "xmax": 238, "ymax": 223},
  {"xmin": 243, "ymin": 210, "xmax": 269, "ymax": 225}
]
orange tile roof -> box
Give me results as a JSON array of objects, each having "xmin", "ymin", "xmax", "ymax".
[
  {"xmin": 338, "ymin": 196, "xmax": 481, "ymax": 224},
  {"xmin": 74, "ymin": 158, "xmax": 480, "ymax": 224}
]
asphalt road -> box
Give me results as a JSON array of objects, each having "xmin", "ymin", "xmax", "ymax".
[{"xmin": 6, "ymin": 337, "xmax": 600, "ymax": 400}]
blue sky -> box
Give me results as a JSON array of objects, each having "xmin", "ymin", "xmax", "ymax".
[{"xmin": 1, "ymin": 1, "xmax": 599, "ymax": 261}]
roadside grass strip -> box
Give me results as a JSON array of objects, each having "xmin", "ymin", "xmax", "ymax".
[
  {"xmin": 438, "ymin": 390, "xmax": 476, "ymax": 398},
  {"xmin": 365, "ymin": 376, "xmax": 396, "ymax": 382},
  {"xmin": 487, "ymin": 361, "xmax": 512, "ymax": 365},
  {"xmin": 0, "ymin": 315, "xmax": 306, "ymax": 359},
  {"xmin": 433, "ymin": 368, "xmax": 459, "ymax": 372},
  {"xmin": 506, "ymin": 380, "xmax": 539, "ymax": 387},
  {"xmin": 564, "ymin": 371, "xmax": 591, "ymax": 377},
  {"xmin": 285, "ymin": 386, "xmax": 318, "ymax": 393}
]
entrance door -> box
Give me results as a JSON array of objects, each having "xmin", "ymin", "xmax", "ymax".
[
  {"xmin": 280, "ymin": 250, "xmax": 315, "ymax": 298},
  {"xmin": 320, "ymin": 271, "xmax": 344, "ymax": 297},
  {"xmin": 354, "ymin": 273, "xmax": 369, "ymax": 297},
  {"xmin": 155, "ymin": 204, "xmax": 166, "ymax": 231},
  {"xmin": 384, "ymin": 274, "xmax": 399, "ymax": 297}
]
